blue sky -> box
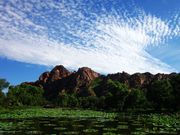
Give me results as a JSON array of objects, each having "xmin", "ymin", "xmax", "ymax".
[{"xmin": 0, "ymin": 0, "xmax": 179, "ymax": 85}]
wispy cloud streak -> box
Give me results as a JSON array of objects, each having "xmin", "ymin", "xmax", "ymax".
[{"xmin": 0, "ymin": 0, "xmax": 179, "ymax": 73}]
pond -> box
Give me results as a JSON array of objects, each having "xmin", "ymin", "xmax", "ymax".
[{"xmin": 0, "ymin": 113, "xmax": 180, "ymax": 135}]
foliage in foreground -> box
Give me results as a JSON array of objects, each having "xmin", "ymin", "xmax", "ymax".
[
  {"xmin": 0, "ymin": 107, "xmax": 116, "ymax": 119},
  {"xmin": 140, "ymin": 113, "xmax": 180, "ymax": 131},
  {"xmin": 0, "ymin": 107, "xmax": 179, "ymax": 132},
  {"xmin": 0, "ymin": 110, "xmax": 179, "ymax": 135}
]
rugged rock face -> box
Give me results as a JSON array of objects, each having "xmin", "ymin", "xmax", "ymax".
[
  {"xmin": 38, "ymin": 65, "xmax": 72, "ymax": 84},
  {"xmin": 27, "ymin": 65, "xmax": 100, "ymax": 98},
  {"xmin": 24, "ymin": 65, "xmax": 178, "ymax": 99},
  {"xmin": 75, "ymin": 67, "xmax": 100, "ymax": 83},
  {"xmin": 107, "ymin": 72, "xmax": 171, "ymax": 89},
  {"xmin": 66, "ymin": 67, "xmax": 100, "ymax": 96},
  {"xmin": 47, "ymin": 65, "xmax": 72, "ymax": 82},
  {"xmin": 39, "ymin": 72, "xmax": 50, "ymax": 83}
]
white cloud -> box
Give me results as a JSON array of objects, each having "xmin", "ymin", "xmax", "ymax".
[{"xmin": 0, "ymin": 0, "xmax": 179, "ymax": 74}]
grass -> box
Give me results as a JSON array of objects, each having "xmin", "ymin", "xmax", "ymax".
[{"xmin": 0, "ymin": 107, "xmax": 117, "ymax": 119}]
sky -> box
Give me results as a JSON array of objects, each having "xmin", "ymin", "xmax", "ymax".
[{"xmin": 0, "ymin": 0, "xmax": 180, "ymax": 85}]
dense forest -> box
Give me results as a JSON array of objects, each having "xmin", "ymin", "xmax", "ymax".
[{"xmin": 0, "ymin": 65, "xmax": 180, "ymax": 112}]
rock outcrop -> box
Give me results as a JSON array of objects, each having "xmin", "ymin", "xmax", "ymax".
[
  {"xmin": 64, "ymin": 67, "xmax": 100, "ymax": 96},
  {"xmin": 38, "ymin": 65, "xmax": 71, "ymax": 84},
  {"xmin": 26, "ymin": 65, "xmax": 100, "ymax": 98},
  {"xmin": 47, "ymin": 65, "xmax": 72, "ymax": 82},
  {"xmin": 39, "ymin": 72, "xmax": 50, "ymax": 83},
  {"xmin": 107, "ymin": 72, "xmax": 172, "ymax": 89},
  {"xmin": 24, "ymin": 65, "xmax": 178, "ymax": 99}
]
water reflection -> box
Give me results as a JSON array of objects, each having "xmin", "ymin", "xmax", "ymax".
[{"xmin": 0, "ymin": 116, "xmax": 179, "ymax": 135}]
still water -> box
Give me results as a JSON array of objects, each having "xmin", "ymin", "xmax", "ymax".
[{"xmin": 0, "ymin": 115, "xmax": 179, "ymax": 135}]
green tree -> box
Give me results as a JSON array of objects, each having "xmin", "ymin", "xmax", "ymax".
[
  {"xmin": 105, "ymin": 92, "xmax": 114, "ymax": 109},
  {"xmin": 79, "ymin": 96, "xmax": 99, "ymax": 109},
  {"xmin": 147, "ymin": 80, "xmax": 174, "ymax": 110},
  {"xmin": 170, "ymin": 74, "xmax": 180, "ymax": 110},
  {"xmin": 7, "ymin": 84, "xmax": 45, "ymax": 106},
  {"xmin": 0, "ymin": 79, "xmax": 9, "ymax": 106},
  {"xmin": 79, "ymin": 97, "xmax": 88, "ymax": 108},
  {"xmin": 56, "ymin": 92, "xmax": 69, "ymax": 107},
  {"xmin": 67, "ymin": 94, "xmax": 79, "ymax": 107},
  {"xmin": 0, "ymin": 91, "xmax": 5, "ymax": 106},
  {"xmin": 0, "ymin": 79, "xmax": 9, "ymax": 90},
  {"xmin": 98, "ymin": 96, "xmax": 106, "ymax": 109},
  {"xmin": 105, "ymin": 79, "xmax": 130, "ymax": 111},
  {"xmin": 125, "ymin": 88, "xmax": 147, "ymax": 109}
]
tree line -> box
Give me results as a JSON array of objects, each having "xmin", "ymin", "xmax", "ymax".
[{"xmin": 0, "ymin": 74, "xmax": 180, "ymax": 111}]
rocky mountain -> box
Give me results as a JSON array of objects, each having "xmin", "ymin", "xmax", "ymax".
[
  {"xmin": 25, "ymin": 65, "xmax": 100, "ymax": 99},
  {"xmin": 107, "ymin": 72, "xmax": 174, "ymax": 89},
  {"xmin": 110, "ymin": 72, "xmax": 178, "ymax": 90},
  {"xmin": 24, "ymin": 65, "xmax": 178, "ymax": 99}
]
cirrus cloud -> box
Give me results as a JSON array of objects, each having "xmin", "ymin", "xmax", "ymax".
[{"xmin": 0, "ymin": 0, "xmax": 179, "ymax": 74}]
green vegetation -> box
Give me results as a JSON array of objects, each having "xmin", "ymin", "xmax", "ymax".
[
  {"xmin": 171, "ymin": 74, "xmax": 180, "ymax": 110},
  {"xmin": 0, "ymin": 107, "xmax": 116, "ymax": 119},
  {"xmin": 0, "ymin": 79, "xmax": 9, "ymax": 90},
  {"xmin": 124, "ymin": 88, "xmax": 147, "ymax": 109},
  {"xmin": 1, "ymin": 76, "xmax": 180, "ymax": 112},
  {"xmin": 0, "ymin": 76, "xmax": 179, "ymax": 132},
  {"xmin": 141, "ymin": 113, "xmax": 180, "ymax": 128},
  {"xmin": 147, "ymin": 80, "xmax": 175, "ymax": 110},
  {"xmin": 140, "ymin": 113, "xmax": 180, "ymax": 133},
  {"xmin": 0, "ymin": 75, "xmax": 180, "ymax": 134},
  {"xmin": 0, "ymin": 107, "xmax": 179, "ymax": 134},
  {"xmin": 86, "ymin": 79, "xmax": 149, "ymax": 111},
  {"xmin": 104, "ymin": 79, "xmax": 129, "ymax": 111},
  {"xmin": 6, "ymin": 84, "xmax": 45, "ymax": 106},
  {"xmin": 45, "ymin": 79, "xmax": 150, "ymax": 111},
  {"xmin": 0, "ymin": 79, "xmax": 9, "ymax": 106}
]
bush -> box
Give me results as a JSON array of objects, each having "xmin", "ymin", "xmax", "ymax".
[
  {"xmin": 147, "ymin": 80, "xmax": 175, "ymax": 110},
  {"xmin": 6, "ymin": 84, "xmax": 45, "ymax": 106},
  {"xmin": 170, "ymin": 74, "xmax": 180, "ymax": 110},
  {"xmin": 105, "ymin": 79, "xmax": 129, "ymax": 111},
  {"xmin": 0, "ymin": 79, "xmax": 9, "ymax": 106},
  {"xmin": 0, "ymin": 91, "xmax": 5, "ymax": 106},
  {"xmin": 125, "ymin": 88, "xmax": 147, "ymax": 109}
]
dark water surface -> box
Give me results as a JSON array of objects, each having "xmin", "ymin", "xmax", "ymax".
[{"xmin": 0, "ymin": 115, "xmax": 179, "ymax": 135}]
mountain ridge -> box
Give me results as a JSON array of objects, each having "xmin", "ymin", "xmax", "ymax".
[{"xmin": 23, "ymin": 65, "xmax": 178, "ymax": 99}]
